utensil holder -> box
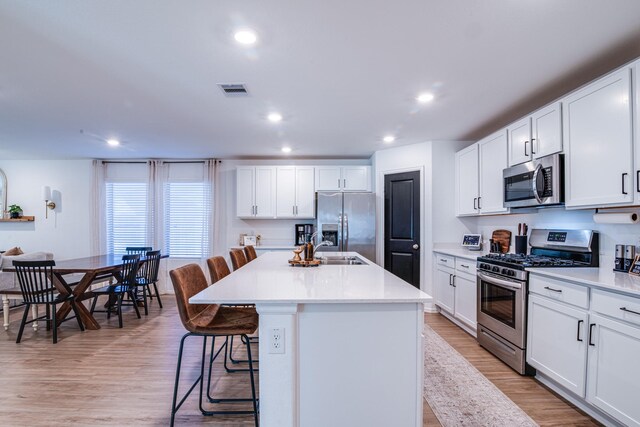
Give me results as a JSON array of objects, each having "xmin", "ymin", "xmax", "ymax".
[{"xmin": 515, "ymin": 236, "xmax": 528, "ymax": 255}]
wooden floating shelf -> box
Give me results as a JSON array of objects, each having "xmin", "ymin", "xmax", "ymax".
[{"xmin": 0, "ymin": 216, "xmax": 35, "ymax": 222}]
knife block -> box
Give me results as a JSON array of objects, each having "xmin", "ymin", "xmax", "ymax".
[{"xmin": 515, "ymin": 236, "xmax": 528, "ymax": 255}]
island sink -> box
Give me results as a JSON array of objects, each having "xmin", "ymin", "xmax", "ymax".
[{"xmin": 315, "ymin": 255, "xmax": 367, "ymax": 265}]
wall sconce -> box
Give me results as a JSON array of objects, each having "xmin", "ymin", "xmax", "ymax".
[{"xmin": 42, "ymin": 186, "xmax": 56, "ymax": 219}]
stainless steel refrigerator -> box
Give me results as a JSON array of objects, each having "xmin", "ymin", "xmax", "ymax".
[{"xmin": 315, "ymin": 192, "xmax": 376, "ymax": 262}]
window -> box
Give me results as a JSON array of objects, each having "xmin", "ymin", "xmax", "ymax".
[
  {"xmin": 163, "ymin": 181, "xmax": 211, "ymax": 258},
  {"xmin": 105, "ymin": 182, "xmax": 148, "ymax": 254}
]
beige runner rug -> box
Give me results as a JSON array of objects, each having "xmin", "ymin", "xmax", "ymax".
[{"xmin": 423, "ymin": 324, "xmax": 538, "ymax": 427}]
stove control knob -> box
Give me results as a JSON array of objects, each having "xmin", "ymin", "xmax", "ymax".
[
  {"xmin": 508, "ymin": 270, "xmax": 515, "ymax": 277},
  {"xmin": 501, "ymin": 268, "xmax": 509, "ymax": 275},
  {"xmin": 492, "ymin": 266, "xmax": 500, "ymax": 273}
]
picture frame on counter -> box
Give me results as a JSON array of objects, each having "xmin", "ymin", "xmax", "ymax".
[
  {"xmin": 628, "ymin": 255, "xmax": 640, "ymax": 276},
  {"xmin": 243, "ymin": 235, "xmax": 257, "ymax": 246}
]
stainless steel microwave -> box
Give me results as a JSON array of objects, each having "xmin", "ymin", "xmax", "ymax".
[{"xmin": 503, "ymin": 153, "xmax": 564, "ymax": 208}]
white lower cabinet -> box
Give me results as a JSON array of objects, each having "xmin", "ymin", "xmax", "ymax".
[
  {"xmin": 435, "ymin": 264, "xmax": 455, "ymax": 314},
  {"xmin": 434, "ymin": 254, "xmax": 477, "ymax": 332},
  {"xmin": 527, "ymin": 294, "xmax": 588, "ymax": 397},
  {"xmin": 528, "ymin": 274, "xmax": 640, "ymax": 426},
  {"xmin": 586, "ymin": 314, "xmax": 640, "ymax": 426}
]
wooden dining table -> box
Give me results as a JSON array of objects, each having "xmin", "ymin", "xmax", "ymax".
[{"xmin": 5, "ymin": 254, "xmax": 161, "ymax": 330}]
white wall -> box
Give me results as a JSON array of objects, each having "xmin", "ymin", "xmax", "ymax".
[
  {"xmin": 372, "ymin": 141, "xmax": 471, "ymax": 308},
  {"xmin": 0, "ymin": 160, "xmax": 92, "ymax": 259}
]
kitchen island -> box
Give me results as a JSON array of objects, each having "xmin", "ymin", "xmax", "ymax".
[{"xmin": 190, "ymin": 251, "xmax": 431, "ymax": 427}]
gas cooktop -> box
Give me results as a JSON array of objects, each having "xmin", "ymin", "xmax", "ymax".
[{"xmin": 477, "ymin": 253, "xmax": 591, "ymax": 269}]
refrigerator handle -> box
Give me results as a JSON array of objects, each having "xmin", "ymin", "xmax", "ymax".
[
  {"xmin": 338, "ymin": 214, "xmax": 343, "ymax": 251},
  {"xmin": 344, "ymin": 213, "xmax": 349, "ymax": 251}
]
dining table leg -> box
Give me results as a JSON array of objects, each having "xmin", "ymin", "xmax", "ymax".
[{"xmin": 53, "ymin": 272, "xmax": 103, "ymax": 330}]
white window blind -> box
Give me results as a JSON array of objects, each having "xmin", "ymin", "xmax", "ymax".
[
  {"xmin": 105, "ymin": 182, "xmax": 148, "ymax": 254},
  {"xmin": 163, "ymin": 182, "xmax": 211, "ymax": 258}
]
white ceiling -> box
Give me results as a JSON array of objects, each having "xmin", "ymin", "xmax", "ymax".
[{"xmin": 2, "ymin": 1, "xmax": 640, "ymax": 160}]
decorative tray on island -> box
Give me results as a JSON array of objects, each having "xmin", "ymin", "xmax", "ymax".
[{"xmin": 288, "ymin": 259, "xmax": 321, "ymax": 267}]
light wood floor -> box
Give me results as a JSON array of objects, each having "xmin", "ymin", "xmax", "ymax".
[{"xmin": 0, "ymin": 299, "xmax": 600, "ymax": 426}]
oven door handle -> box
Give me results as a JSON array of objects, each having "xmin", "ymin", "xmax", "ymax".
[
  {"xmin": 477, "ymin": 271, "xmax": 523, "ymax": 290},
  {"xmin": 531, "ymin": 163, "xmax": 544, "ymax": 204}
]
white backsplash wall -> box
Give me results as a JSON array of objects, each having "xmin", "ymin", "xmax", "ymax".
[{"xmin": 472, "ymin": 207, "xmax": 640, "ymax": 269}]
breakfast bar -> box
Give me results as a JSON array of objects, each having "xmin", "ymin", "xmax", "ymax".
[{"xmin": 190, "ymin": 251, "xmax": 432, "ymax": 427}]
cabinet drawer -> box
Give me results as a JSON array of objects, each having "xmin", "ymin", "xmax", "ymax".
[
  {"xmin": 529, "ymin": 275, "xmax": 589, "ymax": 309},
  {"xmin": 455, "ymin": 259, "xmax": 477, "ymax": 276},
  {"xmin": 435, "ymin": 254, "xmax": 455, "ymax": 268},
  {"xmin": 592, "ymin": 289, "xmax": 640, "ymax": 328}
]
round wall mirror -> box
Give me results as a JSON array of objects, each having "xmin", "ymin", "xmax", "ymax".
[{"xmin": 0, "ymin": 169, "xmax": 6, "ymax": 219}]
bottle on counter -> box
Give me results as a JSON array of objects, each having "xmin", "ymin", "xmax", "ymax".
[{"xmin": 305, "ymin": 241, "xmax": 314, "ymax": 261}]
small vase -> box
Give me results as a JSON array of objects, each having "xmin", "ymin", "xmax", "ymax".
[{"xmin": 10, "ymin": 212, "xmax": 19, "ymax": 219}]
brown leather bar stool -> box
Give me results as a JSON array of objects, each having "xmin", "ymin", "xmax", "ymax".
[
  {"xmin": 207, "ymin": 256, "xmax": 231, "ymax": 284},
  {"xmin": 169, "ymin": 264, "xmax": 258, "ymax": 427},
  {"xmin": 229, "ymin": 249, "xmax": 248, "ymax": 270},
  {"xmin": 206, "ymin": 256, "xmax": 259, "ymax": 370},
  {"xmin": 244, "ymin": 245, "xmax": 257, "ymax": 262}
]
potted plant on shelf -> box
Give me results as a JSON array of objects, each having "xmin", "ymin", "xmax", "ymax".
[{"xmin": 8, "ymin": 204, "xmax": 22, "ymax": 219}]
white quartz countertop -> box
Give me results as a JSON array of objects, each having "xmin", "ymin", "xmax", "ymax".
[
  {"xmin": 527, "ymin": 267, "xmax": 640, "ymax": 298},
  {"xmin": 190, "ymin": 251, "xmax": 432, "ymax": 305},
  {"xmin": 432, "ymin": 247, "xmax": 486, "ymax": 261}
]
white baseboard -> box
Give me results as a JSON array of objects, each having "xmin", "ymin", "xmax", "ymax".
[
  {"xmin": 423, "ymin": 301, "xmax": 437, "ymax": 313},
  {"xmin": 436, "ymin": 308, "xmax": 477, "ymax": 338}
]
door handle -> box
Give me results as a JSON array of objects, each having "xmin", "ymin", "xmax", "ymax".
[
  {"xmin": 577, "ymin": 319, "xmax": 583, "ymax": 342},
  {"xmin": 524, "ymin": 140, "xmax": 529, "ymax": 156},
  {"xmin": 477, "ymin": 197, "xmax": 481, "ymax": 210},
  {"xmin": 622, "ymin": 173, "xmax": 628, "ymax": 195},
  {"xmin": 531, "ymin": 138, "xmax": 536, "ymax": 155},
  {"xmin": 473, "ymin": 198, "xmax": 477, "ymax": 210},
  {"xmin": 448, "ymin": 274, "xmax": 453, "ymax": 286},
  {"xmin": 588, "ymin": 323, "xmax": 596, "ymax": 346},
  {"xmin": 413, "ymin": 244, "xmax": 419, "ymax": 250},
  {"xmin": 451, "ymin": 275, "xmax": 456, "ymax": 287},
  {"xmin": 344, "ymin": 213, "xmax": 349, "ymax": 251},
  {"xmin": 620, "ymin": 307, "xmax": 640, "ymax": 316},
  {"xmin": 637, "ymin": 170, "xmax": 640, "ymax": 193},
  {"xmin": 343, "ymin": 178, "xmax": 346, "ymax": 188},
  {"xmin": 338, "ymin": 178, "xmax": 341, "ymax": 189}
]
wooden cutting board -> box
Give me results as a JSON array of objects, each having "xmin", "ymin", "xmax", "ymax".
[{"xmin": 491, "ymin": 229, "xmax": 512, "ymax": 253}]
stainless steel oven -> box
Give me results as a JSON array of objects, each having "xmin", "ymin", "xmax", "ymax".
[
  {"xmin": 476, "ymin": 270, "xmax": 528, "ymax": 373},
  {"xmin": 503, "ymin": 153, "xmax": 564, "ymax": 208}
]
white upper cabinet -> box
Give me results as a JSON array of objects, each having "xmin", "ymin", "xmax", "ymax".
[
  {"xmin": 633, "ymin": 60, "xmax": 640, "ymax": 204},
  {"xmin": 236, "ymin": 167, "xmax": 256, "ymax": 217},
  {"xmin": 564, "ymin": 67, "xmax": 634, "ymax": 208},
  {"xmin": 315, "ymin": 166, "xmax": 371, "ymax": 192},
  {"xmin": 455, "ymin": 144, "xmax": 479, "ymax": 216},
  {"xmin": 508, "ymin": 102, "xmax": 562, "ymax": 166},
  {"xmin": 236, "ymin": 166, "xmax": 276, "ymax": 218},
  {"xmin": 507, "ymin": 117, "xmax": 532, "ymax": 166},
  {"xmin": 478, "ymin": 130, "xmax": 509, "ymax": 214},
  {"xmin": 532, "ymin": 102, "xmax": 563, "ymax": 159},
  {"xmin": 276, "ymin": 166, "xmax": 315, "ymax": 218}
]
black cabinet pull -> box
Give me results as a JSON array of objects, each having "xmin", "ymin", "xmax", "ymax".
[
  {"xmin": 478, "ymin": 197, "xmax": 481, "ymax": 210},
  {"xmin": 544, "ymin": 286, "xmax": 563, "ymax": 293},
  {"xmin": 524, "ymin": 140, "xmax": 529, "ymax": 156},
  {"xmin": 588, "ymin": 323, "xmax": 596, "ymax": 346},
  {"xmin": 451, "ymin": 275, "xmax": 456, "ymax": 287},
  {"xmin": 620, "ymin": 307, "xmax": 640, "ymax": 316},
  {"xmin": 577, "ymin": 319, "xmax": 583, "ymax": 342},
  {"xmin": 637, "ymin": 170, "xmax": 640, "ymax": 193},
  {"xmin": 473, "ymin": 197, "xmax": 477, "ymax": 209},
  {"xmin": 531, "ymin": 138, "xmax": 536, "ymax": 155},
  {"xmin": 622, "ymin": 173, "xmax": 628, "ymax": 195}
]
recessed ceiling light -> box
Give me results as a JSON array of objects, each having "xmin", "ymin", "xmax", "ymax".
[
  {"xmin": 268, "ymin": 113, "xmax": 283, "ymax": 122},
  {"xmin": 234, "ymin": 30, "xmax": 257, "ymax": 45},
  {"xmin": 383, "ymin": 135, "xmax": 395, "ymax": 143},
  {"xmin": 416, "ymin": 92, "xmax": 435, "ymax": 103},
  {"xmin": 107, "ymin": 139, "xmax": 120, "ymax": 147},
  {"xmin": 281, "ymin": 146, "xmax": 292, "ymax": 153}
]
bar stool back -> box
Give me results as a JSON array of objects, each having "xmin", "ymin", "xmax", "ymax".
[
  {"xmin": 229, "ymin": 249, "xmax": 247, "ymax": 271},
  {"xmin": 243, "ymin": 245, "xmax": 257, "ymax": 262}
]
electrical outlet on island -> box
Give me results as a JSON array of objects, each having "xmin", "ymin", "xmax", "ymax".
[{"xmin": 269, "ymin": 327, "xmax": 285, "ymax": 354}]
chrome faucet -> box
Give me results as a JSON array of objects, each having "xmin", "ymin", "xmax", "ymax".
[{"xmin": 313, "ymin": 240, "xmax": 334, "ymax": 256}]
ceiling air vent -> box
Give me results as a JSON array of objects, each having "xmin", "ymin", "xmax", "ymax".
[{"xmin": 218, "ymin": 83, "xmax": 249, "ymax": 97}]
